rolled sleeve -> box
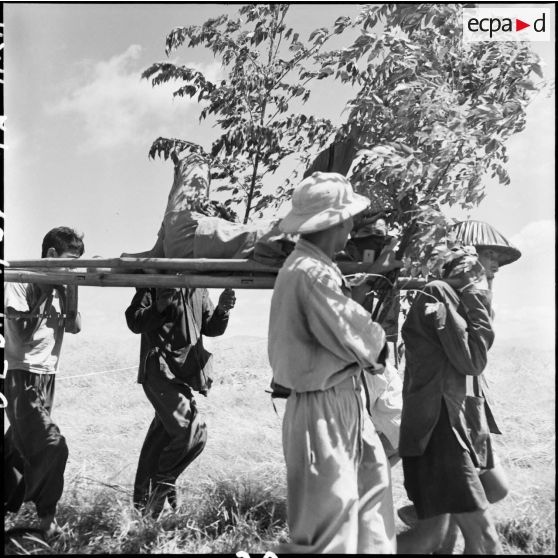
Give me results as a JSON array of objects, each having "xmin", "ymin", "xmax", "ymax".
[
  {"xmin": 200, "ymin": 289, "xmax": 229, "ymax": 337},
  {"xmin": 5, "ymin": 282, "xmax": 31, "ymax": 313},
  {"xmin": 5, "ymin": 283, "xmax": 37, "ymax": 343}
]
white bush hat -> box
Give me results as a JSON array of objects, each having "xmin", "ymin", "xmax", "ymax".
[{"xmin": 279, "ymin": 172, "xmax": 370, "ymax": 234}]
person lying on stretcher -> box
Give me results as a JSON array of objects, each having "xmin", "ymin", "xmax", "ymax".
[{"xmin": 121, "ymin": 150, "xmax": 402, "ymax": 276}]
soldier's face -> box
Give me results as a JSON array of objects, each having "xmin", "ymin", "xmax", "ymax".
[{"xmin": 477, "ymin": 248, "xmax": 500, "ymax": 279}]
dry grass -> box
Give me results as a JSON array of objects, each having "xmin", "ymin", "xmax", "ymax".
[
  {"xmin": 5, "ymin": 476, "xmax": 288, "ymax": 554},
  {"xmin": 4, "ymin": 330, "xmax": 555, "ymax": 554}
]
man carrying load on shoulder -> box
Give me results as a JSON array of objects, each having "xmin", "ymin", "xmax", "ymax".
[
  {"xmin": 397, "ymin": 220, "xmax": 520, "ymax": 554},
  {"xmin": 268, "ymin": 171, "xmax": 402, "ymax": 554},
  {"xmin": 3, "ymin": 227, "xmax": 84, "ymax": 538},
  {"xmin": 125, "ymin": 280, "xmax": 236, "ymax": 518}
]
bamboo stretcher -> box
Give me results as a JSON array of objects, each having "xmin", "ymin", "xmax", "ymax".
[{"xmin": 3, "ymin": 258, "xmax": 426, "ymax": 290}]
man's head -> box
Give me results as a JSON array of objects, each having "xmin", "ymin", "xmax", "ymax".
[
  {"xmin": 303, "ymin": 214, "xmax": 355, "ymax": 254},
  {"xmin": 280, "ymin": 172, "xmax": 370, "ymax": 255},
  {"xmin": 452, "ymin": 220, "xmax": 521, "ymax": 280},
  {"xmin": 476, "ymin": 248, "xmax": 500, "ymax": 280},
  {"xmin": 280, "ymin": 172, "xmax": 369, "ymax": 251},
  {"xmin": 351, "ymin": 217, "xmax": 390, "ymax": 259},
  {"xmin": 41, "ymin": 227, "xmax": 85, "ymax": 259},
  {"xmin": 441, "ymin": 246, "xmax": 486, "ymax": 289}
]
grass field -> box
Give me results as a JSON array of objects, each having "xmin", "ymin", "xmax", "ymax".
[{"xmin": 4, "ymin": 323, "xmax": 555, "ymax": 554}]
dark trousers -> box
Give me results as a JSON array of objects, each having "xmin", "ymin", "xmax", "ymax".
[
  {"xmin": 3, "ymin": 370, "xmax": 68, "ymax": 518},
  {"xmin": 133, "ymin": 366, "xmax": 207, "ymax": 514}
]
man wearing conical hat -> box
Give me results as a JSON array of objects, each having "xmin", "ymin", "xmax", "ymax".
[
  {"xmin": 268, "ymin": 172, "xmax": 401, "ymax": 553},
  {"xmin": 397, "ymin": 221, "xmax": 521, "ymax": 554},
  {"xmin": 453, "ymin": 220, "xmax": 521, "ymax": 290}
]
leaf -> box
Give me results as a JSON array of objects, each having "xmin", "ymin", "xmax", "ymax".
[
  {"xmin": 334, "ymin": 16, "xmax": 352, "ymax": 34},
  {"xmin": 484, "ymin": 139, "xmax": 498, "ymax": 154},
  {"xmin": 309, "ymin": 29, "xmax": 320, "ymax": 41},
  {"xmin": 317, "ymin": 66, "xmax": 335, "ymax": 79},
  {"xmin": 174, "ymin": 84, "xmax": 197, "ymax": 98},
  {"xmin": 393, "ymin": 83, "xmax": 412, "ymax": 93},
  {"xmin": 516, "ymin": 79, "xmax": 537, "ymax": 91},
  {"xmin": 334, "ymin": 16, "xmax": 351, "ymax": 27},
  {"xmin": 372, "ymin": 146, "xmax": 393, "ymax": 156},
  {"xmin": 531, "ymin": 63, "xmax": 543, "ymax": 78},
  {"xmin": 397, "ymin": 142, "xmax": 414, "ymax": 155},
  {"xmin": 473, "ymin": 105, "xmax": 492, "ymax": 115}
]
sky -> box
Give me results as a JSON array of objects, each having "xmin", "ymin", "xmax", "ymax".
[{"xmin": 3, "ymin": 2, "xmax": 555, "ymax": 353}]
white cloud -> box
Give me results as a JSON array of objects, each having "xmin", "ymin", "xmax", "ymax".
[
  {"xmin": 510, "ymin": 219, "xmax": 555, "ymax": 259},
  {"xmin": 49, "ymin": 45, "xmax": 222, "ymax": 151}
]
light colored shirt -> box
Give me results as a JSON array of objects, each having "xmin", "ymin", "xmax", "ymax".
[
  {"xmin": 4, "ymin": 282, "xmax": 66, "ymax": 374},
  {"xmin": 268, "ymin": 238, "xmax": 387, "ymax": 392}
]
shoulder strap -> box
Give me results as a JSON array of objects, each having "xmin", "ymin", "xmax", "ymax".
[
  {"xmin": 180, "ymin": 289, "xmax": 201, "ymax": 341},
  {"xmin": 180, "ymin": 289, "xmax": 207, "ymax": 377},
  {"xmin": 28, "ymin": 289, "xmax": 55, "ymax": 337},
  {"xmin": 466, "ymin": 375, "xmax": 483, "ymax": 397},
  {"xmin": 148, "ymin": 289, "xmax": 174, "ymax": 350}
]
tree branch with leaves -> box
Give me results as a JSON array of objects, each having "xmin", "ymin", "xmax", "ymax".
[
  {"xmin": 315, "ymin": 3, "xmax": 548, "ymax": 274},
  {"xmin": 142, "ymin": 4, "xmax": 352, "ymax": 223}
]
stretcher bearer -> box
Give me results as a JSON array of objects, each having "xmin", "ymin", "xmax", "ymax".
[
  {"xmin": 397, "ymin": 244, "xmax": 509, "ymax": 554},
  {"xmin": 268, "ymin": 172, "xmax": 398, "ymax": 554},
  {"xmin": 3, "ymin": 227, "xmax": 85, "ymax": 538},
  {"xmin": 125, "ymin": 282, "xmax": 235, "ymax": 517},
  {"xmin": 397, "ymin": 220, "xmax": 520, "ymax": 554}
]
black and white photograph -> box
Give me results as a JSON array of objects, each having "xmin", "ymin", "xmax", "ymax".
[{"xmin": 1, "ymin": 1, "xmax": 555, "ymax": 554}]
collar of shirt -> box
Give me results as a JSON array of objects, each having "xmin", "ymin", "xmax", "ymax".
[{"xmin": 294, "ymin": 239, "xmax": 351, "ymax": 294}]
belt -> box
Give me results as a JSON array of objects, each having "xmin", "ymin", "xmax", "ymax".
[
  {"xmin": 332, "ymin": 373, "xmax": 362, "ymax": 392},
  {"xmin": 290, "ymin": 370, "xmax": 362, "ymax": 395}
]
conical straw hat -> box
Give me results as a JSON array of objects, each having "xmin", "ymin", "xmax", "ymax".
[{"xmin": 453, "ymin": 220, "xmax": 521, "ymax": 266}]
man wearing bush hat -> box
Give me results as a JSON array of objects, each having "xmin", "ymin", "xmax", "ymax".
[{"xmin": 268, "ymin": 172, "xmax": 397, "ymax": 554}]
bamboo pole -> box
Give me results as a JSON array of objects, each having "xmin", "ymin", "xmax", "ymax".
[
  {"xmin": 3, "ymin": 270, "xmax": 276, "ymax": 289},
  {"xmin": 6, "ymin": 257, "xmax": 412, "ymax": 277},
  {"xmin": 4, "ymin": 269, "xmax": 426, "ymax": 290},
  {"xmin": 6, "ymin": 257, "xmax": 281, "ymax": 273}
]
